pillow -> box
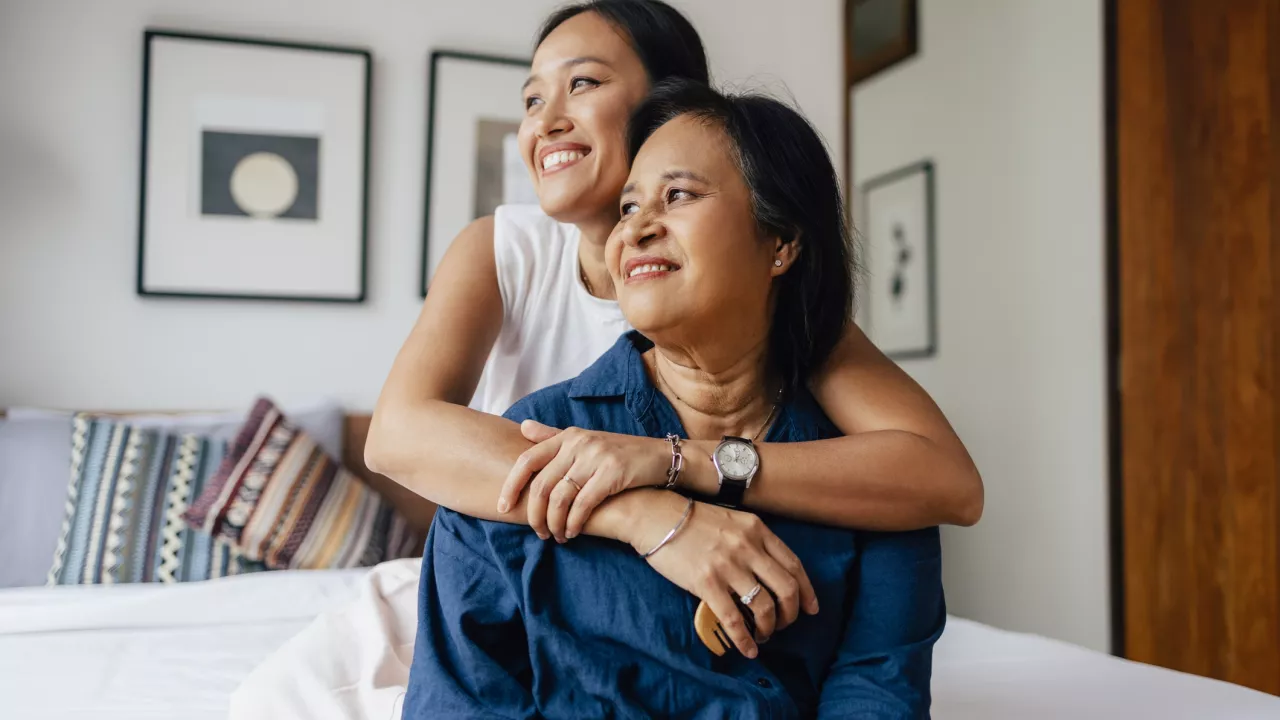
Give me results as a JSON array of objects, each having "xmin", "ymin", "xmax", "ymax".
[
  {"xmin": 46, "ymin": 415, "xmax": 265, "ymax": 585},
  {"xmin": 0, "ymin": 399, "xmax": 344, "ymax": 588},
  {"xmin": 185, "ymin": 398, "xmax": 421, "ymax": 570}
]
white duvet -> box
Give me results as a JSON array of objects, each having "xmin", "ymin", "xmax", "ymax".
[
  {"xmin": 2, "ymin": 560, "xmax": 1277, "ymax": 720},
  {"xmin": 0, "ymin": 568, "xmax": 366, "ymax": 720},
  {"xmin": 231, "ymin": 560, "xmax": 1280, "ymax": 720}
]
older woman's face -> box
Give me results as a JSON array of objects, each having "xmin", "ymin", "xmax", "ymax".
[
  {"xmin": 608, "ymin": 116, "xmax": 780, "ymax": 341},
  {"xmin": 520, "ymin": 12, "xmax": 650, "ymax": 226}
]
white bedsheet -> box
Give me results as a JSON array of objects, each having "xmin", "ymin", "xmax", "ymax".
[
  {"xmin": 3, "ymin": 560, "xmax": 1278, "ymax": 720},
  {"xmin": 0, "ymin": 569, "xmax": 367, "ymax": 720},
  {"xmin": 231, "ymin": 559, "xmax": 1280, "ymax": 720}
]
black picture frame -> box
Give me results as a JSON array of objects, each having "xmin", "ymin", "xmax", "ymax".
[
  {"xmin": 845, "ymin": 0, "xmax": 919, "ymax": 87},
  {"xmin": 859, "ymin": 160, "xmax": 937, "ymax": 360},
  {"xmin": 421, "ymin": 50, "xmax": 530, "ymax": 297},
  {"xmin": 137, "ymin": 29, "xmax": 372, "ymax": 303}
]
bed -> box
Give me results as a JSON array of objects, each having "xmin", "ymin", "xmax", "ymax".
[
  {"xmin": 1, "ymin": 411, "xmax": 1277, "ymax": 719},
  {"xmin": 2, "ymin": 563, "xmax": 1277, "ymax": 720}
]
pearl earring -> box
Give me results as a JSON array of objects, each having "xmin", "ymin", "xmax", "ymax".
[{"xmin": 774, "ymin": 259, "xmax": 783, "ymax": 267}]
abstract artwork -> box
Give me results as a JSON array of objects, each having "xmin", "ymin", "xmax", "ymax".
[
  {"xmin": 473, "ymin": 119, "xmax": 538, "ymax": 219},
  {"xmin": 860, "ymin": 160, "xmax": 936, "ymax": 359},
  {"xmin": 200, "ymin": 131, "xmax": 320, "ymax": 220},
  {"xmin": 422, "ymin": 51, "xmax": 532, "ymax": 295},
  {"xmin": 137, "ymin": 30, "xmax": 370, "ymax": 302}
]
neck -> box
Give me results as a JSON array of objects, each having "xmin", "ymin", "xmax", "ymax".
[
  {"xmin": 647, "ymin": 337, "xmax": 778, "ymax": 442},
  {"xmin": 576, "ymin": 213, "xmax": 617, "ymax": 301}
]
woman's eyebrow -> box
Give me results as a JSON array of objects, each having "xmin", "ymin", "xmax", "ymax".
[
  {"xmin": 523, "ymin": 57, "xmax": 612, "ymax": 91},
  {"xmin": 661, "ymin": 169, "xmax": 710, "ymax": 184},
  {"xmin": 621, "ymin": 170, "xmax": 711, "ymax": 196}
]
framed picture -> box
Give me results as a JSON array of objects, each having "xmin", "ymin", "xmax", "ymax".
[
  {"xmin": 137, "ymin": 30, "xmax": 371, "ymax": 302},
  {"xmin": 860, "ymin": 160, "xmax": 936, "ymax": 359},
  {"xmin": 421, "ymin": 50, "xmax": 534, "ymax": 296},
  {"xmin": 845, "ymin": 0, "xmax": 919, "ymax": 86}
]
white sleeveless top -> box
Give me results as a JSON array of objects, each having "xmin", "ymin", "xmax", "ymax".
[{"xmin": 469, "ymin": 205, "xmax": 632, "ymax": 417}]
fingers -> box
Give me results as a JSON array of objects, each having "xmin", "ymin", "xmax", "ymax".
[
  {"xmin": 525, "ymin": 450, "xmax": 574, "ymax": 540},
  {"xmin": 563, "ymin": 463, "xmax": 617, "ymax": 540},
  {"xmin": 763, "ymin": 533, "xmax": 819, "ymax": 616},
  {"xmin": 729, "ymin": 567, "xmax": 777, "ymax": 644},
  {"xmin": 702, "ymin": 586, "xmax": 759, "ymax": 659},
  {"xmin": 545, "ymin": 465, "xmax": 583, "ymax": 543},
  {"xmin": 750, "ymin": 551, "xmax": 802, "ymax": 631},
  {"xmin": 520, "ymin": 419, "xmax": 560, "ymax": 443},
  {"xmin": 498, "ymin": 433, "xmax": 563, "ymax": 515}
]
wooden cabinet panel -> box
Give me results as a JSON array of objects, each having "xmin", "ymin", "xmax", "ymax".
[{"xmin": 1116, "ymin": 0, "xmax": 1280, "ymax": 694}]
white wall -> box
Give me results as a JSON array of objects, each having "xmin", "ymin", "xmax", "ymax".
[
  {"xmin": 0, "ymin": 0, "xmax": 841, "ymax": 411},
  {"xmin": 853, "ymin": 0, "xmax": 1108, "ymax": 650}
]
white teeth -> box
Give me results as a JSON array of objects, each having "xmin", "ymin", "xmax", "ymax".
[
  {"xmin": 627, "ymin": 263, "xmax": 676, "ymax": 278},
  {"xmin": 542, "ymin": 150, "xmax": 585, "ymax": 170}
]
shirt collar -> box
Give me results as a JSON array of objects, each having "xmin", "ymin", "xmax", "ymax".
[
  {"xmin": 566, "ymin": 331, "xmax": 815, "ymax": 444},
  {"xmin": 566, "ymin": 331, "xmax": 651, "ymax": 401}
]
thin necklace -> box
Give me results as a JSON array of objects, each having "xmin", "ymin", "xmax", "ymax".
[
  {"xmin": 654, "ymin": 359, "xmax": 781, "ymax": 442},
  {"xmin": 579, "ymin": 262, "xmax": 595, "ymax": 296}
]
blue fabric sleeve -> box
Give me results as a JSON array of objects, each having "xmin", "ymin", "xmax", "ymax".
[
  {"xmin": 815, "ymin": 527, "xmax": 946, "ymax": 719},
  {"xmin": 403, "ymin": 509, "xmax": 539, "ymax": 719}
]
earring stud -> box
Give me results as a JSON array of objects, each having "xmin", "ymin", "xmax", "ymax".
[{"xmin": 774, "ymin": 259, "xmax": 783, "ymax": 267}]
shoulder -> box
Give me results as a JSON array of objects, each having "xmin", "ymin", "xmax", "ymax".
[
  {"xmin": 491, "ymin": 204, "xmax": 576, "ymax": 321},
  {"xmin": 501, "ymin": 333, "xmax": 643, "ymax": 429},
  {"xmin": 439, "ymin": 215, "xmax": 496, "ymax": 267},
  {"xmin": 492, "ymin": 204, "xmax": 572, "ymax": 255},
  {"xmin": 776, "ymin": 388, "xmax": 843, "ymax": 443},
  {"xmin": 501, "ymin": 378, "xmax": 580, "ymax": 427}
]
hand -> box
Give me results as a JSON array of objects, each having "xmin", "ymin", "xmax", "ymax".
[
  {"xmin": 498, "ymin": 421, "xmax": 671, "ymax": 542},
  {"xmin": 622, "ymin": 491, "xmax": 821, "ymax": 659}
]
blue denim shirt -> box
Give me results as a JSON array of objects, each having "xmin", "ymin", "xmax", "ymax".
[{"xmin": 404, "ymin": 332, "xmax": 945, "ymax": 719}]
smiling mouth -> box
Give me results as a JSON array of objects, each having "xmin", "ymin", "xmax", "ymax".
[
  {"xmin": 625, "ymin": 263, "xmax": 680, "ymax": 281},
  {"xmin": 541, "ymin": 149, "xmax": 589, "ymax": 174}
]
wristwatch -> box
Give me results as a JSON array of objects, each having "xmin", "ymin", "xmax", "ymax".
[{"xmin": 711, "ymin": 436, "xmax": 760, "ymax": 508}]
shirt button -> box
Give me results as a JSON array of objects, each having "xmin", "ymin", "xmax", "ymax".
[{"xmin": 756, "ymin": 678, "xmax": 772, "ymax": 689}]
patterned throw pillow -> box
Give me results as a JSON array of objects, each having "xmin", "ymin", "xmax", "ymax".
[
  {"xmin": 184, "ymin": 397, "xmax": 421, "ymax": 570},
  {"xmin": 46, "ymin": 416, "xmax": 264, "ymax": 585}
]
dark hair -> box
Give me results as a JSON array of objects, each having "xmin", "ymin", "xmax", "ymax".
[
  {"xmin": 536, "ymin": 0, "xmax": 710, "ymax": 85},
  {"xmin": 627, "ymin": 79, "xmax": 855, "ymax": 395}
]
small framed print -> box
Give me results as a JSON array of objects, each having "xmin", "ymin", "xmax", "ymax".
[
  {"xmin": 421, "ymin": 50, "xmax": 534, "ymax": 296},
  {"xmin": 137, "ymin": 30, "xmax": 371, "ymax": 302},
  {"xmin": 860, "ymin": 160, "xmax": 937, "ymax": 360}
]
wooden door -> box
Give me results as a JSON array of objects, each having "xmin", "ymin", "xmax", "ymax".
[{"xmin": 1114, "ymin": 0, "xmax": 1280, "ymax": 694}]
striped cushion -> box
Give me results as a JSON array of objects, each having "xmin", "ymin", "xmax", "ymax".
[
  {"xmin": 46, "ymin": 416, "xmax": 264, "ymax": 585},
  {"xmin": 184, "ymin": 397, "xmax": 420, "ymax": 569}
]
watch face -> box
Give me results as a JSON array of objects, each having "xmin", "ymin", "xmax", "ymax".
[{"xmin": 715, "ymin": 441, "xmax": 759, "ymax": 481}]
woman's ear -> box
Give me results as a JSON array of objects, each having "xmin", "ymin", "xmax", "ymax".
[{"xmin": 771, "ymin": 234, "xmax": 802, "ymax": 276}]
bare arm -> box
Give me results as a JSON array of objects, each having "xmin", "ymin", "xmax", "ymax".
[
  {"xmin": 506, "ymin": 322, "xmax": 982, "ymax": 537},
  {"xmin": 672, "ymin": 323, "xmax": 983, "ymax": 528},
  {"xmin": 365, "ymin": 216, "xmax": 531, "ymax": 521}
]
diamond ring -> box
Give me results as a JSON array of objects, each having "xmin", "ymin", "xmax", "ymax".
[{"xmin": 740, "ymin": 583, "xmax": 763, "ymax": 606}]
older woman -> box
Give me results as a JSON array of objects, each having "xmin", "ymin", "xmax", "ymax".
[{"xmin": 402, "ymin": 80, "xmax": 944, "ymax": 719}]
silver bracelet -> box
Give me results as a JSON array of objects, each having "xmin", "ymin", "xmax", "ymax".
[
  {"xmin": 640, "ymin": 496, "xmax": 695, "ymax": 559},
  {"xmin": 663, "ymin": 434, "xmax": 684, "ymax": 489}
]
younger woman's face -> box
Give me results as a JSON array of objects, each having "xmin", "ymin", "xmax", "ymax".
[{"xmin": 519, "ymin": 12, "xmax": 651, "ymax": 226}]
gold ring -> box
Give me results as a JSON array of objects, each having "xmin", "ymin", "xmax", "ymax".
[{"xmin": 563, "ymin": 476, "xmax": 583, "ymax": 492}]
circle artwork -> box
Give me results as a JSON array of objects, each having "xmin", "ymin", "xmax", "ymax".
[{"xmin": 229, "ymin": 152, "xmax": 299, "ymax": 218}]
